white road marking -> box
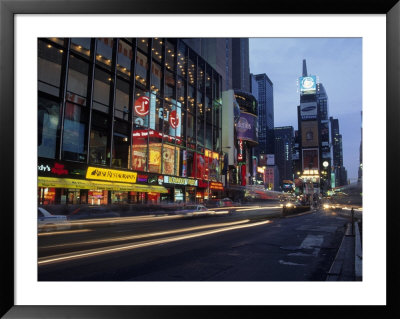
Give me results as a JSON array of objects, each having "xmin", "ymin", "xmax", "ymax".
[{"xmin": 299, "ymin": 234, "xmax": 324, "ymax": 256}]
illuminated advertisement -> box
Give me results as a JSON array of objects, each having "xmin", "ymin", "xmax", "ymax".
[
  {"xmin": 299, "ymin": 75, "xmax": 317, "ymax": 95},
  {"xmin": 300, "ymin": 101, "xmax": 317, "ymax": 120},
  {"xmin": 266, "ymin": 154, "xmax": 275, "ymax": 166},
  {"xmin": 86, "ymin": 167, "xmax": 137, "ymax": 183},
  {"xmin": 163, "ymin": 176, "xmax": 198, "ymax": 186},
  {"xmin": 302, "ymin": 149, "xmax": 319, "ymax": 171},
  {"xmin": 301, "ymin": 121, "xmax": 319, "ymax": 147},
  {"xmin": 236, "ymin": 112, "xmax": 258, "ymax": 143},
  {"xmin": 209, "ymin": 182, "xmax": 223, "ymax": 191}
]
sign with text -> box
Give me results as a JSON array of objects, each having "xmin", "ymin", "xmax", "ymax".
[
  {"xmin": 86, "ymin": 167, "xmax": 137, "ymax": 183},
  {"xmin": 236, "ymin": 112, "xmax": 258, "ymax": 143},
  {"xmin": 163, "ymin": 176, "xmax": 198, "ymax": 186}
]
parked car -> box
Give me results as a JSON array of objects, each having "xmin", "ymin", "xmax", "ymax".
[
  {"xmin": 38, "ymin": 207, "xmax": 70, "ymax": 232},
  {"xmin": 67, "ymin": 206, "xmax": 120, "ymax": 220}
]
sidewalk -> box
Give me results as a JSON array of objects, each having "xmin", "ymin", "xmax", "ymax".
[{"xmin": 326, "ymin": 221, "xmax": 362, "ymax": 281}]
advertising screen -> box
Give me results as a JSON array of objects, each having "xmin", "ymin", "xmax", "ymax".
[
  {"xmin": 302, "ymin": 149, "xmax": 319, "ymax": 171},
  {"xmin": 300, "ymin": 101, "xmax": 317, "ymax": 119},
  {"xmin": 236, "ymin": 112, "xmax": 258, "ymax": 143},
  {"xmin": 299, "ymin": 75, "xmax": 317, "ymax": 95},
  {"xmin": 301, "ymin": 121, "xmax": 319, "ymax": 147}
]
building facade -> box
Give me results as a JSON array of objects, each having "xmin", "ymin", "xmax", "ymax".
[
  {"xmin": 253, "ymin": 73, "xmax": 274, "ymax": 157},
  {"xmin": 274, "ymin": 126, "xmax": 294, "ymax": 188},
  {"xmin": 38, "ymin": 37, "xmax": 224, "ymax": 206}
]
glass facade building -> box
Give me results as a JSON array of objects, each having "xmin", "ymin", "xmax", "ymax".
[{"xmin": 38, "ymin": 38, "xmax": 223, "ymax": 206}]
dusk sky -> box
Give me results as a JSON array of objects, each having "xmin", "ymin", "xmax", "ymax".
[{"xmin": 249, "ymin": 38, "xmax": 362, "ymax": 183}]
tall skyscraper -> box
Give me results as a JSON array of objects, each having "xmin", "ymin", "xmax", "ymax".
[
  {"xmin": 253, "ymin": 73, "xmax": 274, "ymax": 156},
  {"xmin": 232, "ymin": 38, "xmax": 250, "ymax": 92},
  {"xmin": 274, "ymin": 126, "xmax": 294, "ymax": 186},
  {"xmin": 330, "ymin": 117, "xmax": 347, "ymax": 187}
]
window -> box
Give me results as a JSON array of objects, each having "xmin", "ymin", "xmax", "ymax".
[
  {"xmin": 151, "ymin": 61, "xmax": 162, "ymax": 95},
  {"xmin": 117, "ymin": 39, "xmax": 132, "ymax": 79},
  {"xmin": 132, "ymin": 129, "xmax": 148, "ymax": 172},
  {"xmin": 62, "ymin": 102, "xmax": 88, "ymax": 162},
  {"xmin": 71, "ymin": 38, "xmax": 91, "ymax": 57},
  {"xmin": 67, "ymin": 55, "xmax": 89, "ymax": 105},
  {"xmin": 152, "ymin": 38, "xmax": 163, "ymax": 64},
  {"xmin": 38, "ymin": 95, "xmax": 60, "ymax": 159},
  {"xmin": 38, "ymin": 39, "xmax": 63, "ymax": 97},
  {"xmin": 164, "ymin": 70, "xmax": 175, "ymax": 99},
  {"xmin": 115, "ymin": 78, "xmax": 130, "ymax": 120},
  {"xmin": 135, "ymin": 50, "xmax": 148, "ymax": 88},
  {"xmin": 177, "ymin": 41, "xmax": 187, "ymax": 77},
  {"xmin": 113, "ymin": 131, "xmax": 129, "ymax": 168},
  {"xmin": 89, "ymin": 111, "xmax": 109, "ymax": 165},
  {"xmin": 93, "ymin": 67, "xmax": 111, "ymax": 113},
  {"xmin": 165, "ymin": 40, "xmax": 176, "ymax": 72},
  {"xmin": 176, "ymin": 76, "xmax": 185, "ymax": 106},
  {"xmin": 137, "ymin": 38, "xmax": 149, "ymax": 54},
  {"xmin": 96, "ymin": 38, "xmax": 113, "ymax": 69}
]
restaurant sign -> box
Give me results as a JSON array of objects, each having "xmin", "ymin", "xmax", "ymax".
[{"xmin": 86, "ymin": 167, "xmax": 137, "ymax": 183}]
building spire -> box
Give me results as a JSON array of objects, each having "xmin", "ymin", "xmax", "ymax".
[{"xmin": 302, "ymin": 59, "xmax": 308, "ymax": 77}]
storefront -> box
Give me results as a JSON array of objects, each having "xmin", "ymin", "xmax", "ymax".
[
  {"xmin": 37, "ymin": 158, "xmax": 168, "ymax": 205},
  {"xmin": 162, "ymin": 175, "xmax": 198, "ymax": 204}
]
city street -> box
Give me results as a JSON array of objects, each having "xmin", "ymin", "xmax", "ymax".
[{"xmin": 38, "ymin": 205, "xmax": 353, "ymax": 281}]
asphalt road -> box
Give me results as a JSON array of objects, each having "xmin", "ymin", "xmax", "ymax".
[{"xmin": 38, "ymin": 205, "xmax": 352, "ymax": 281}]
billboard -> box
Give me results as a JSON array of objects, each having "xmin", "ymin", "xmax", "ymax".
[
  {"xmin": 299, "ymin": 75, "xmax": 317, "ymax": 95},
  {"xmin": 302, "ymin": 149, "xmax": 319, "ymax": 171},
  {"xmin": 300, "ymin": 101, "xmax": 317, "ymax": 120},
  {"xmin": 301, "ymin": 121, "xmax": 319, "ymax": 147},
  {"xmin": 236, "ymin": 112, "xmax": 258, "ymax": 143},
  {"xmin": 266, "ymin": 154, "xmax": 275, "ymax": 166}
]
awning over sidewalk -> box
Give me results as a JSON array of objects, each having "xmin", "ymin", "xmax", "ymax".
[{"xmin": 38, "ymin": 176, "xmax": 168, "ymax": 193}]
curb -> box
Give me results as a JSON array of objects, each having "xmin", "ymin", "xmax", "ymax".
[{"xmin": 326, "ymin": 222, "xmax": 361, "ymax": 281}]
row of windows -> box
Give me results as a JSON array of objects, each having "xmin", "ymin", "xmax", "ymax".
[{"xmin": 38, "ymin": 37, "xmax": 224, "ymax": 180}]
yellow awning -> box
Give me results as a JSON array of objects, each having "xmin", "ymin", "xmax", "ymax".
[{"xmin": 38, "ymin": 177, "xmax": 168, "ymax": 193}]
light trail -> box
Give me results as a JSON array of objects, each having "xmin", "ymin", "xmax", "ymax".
[
  {"xmin": 38, "ymin": 229, "xmax": 93, "ymax": 237},
  {"xmin": 38, "ymin": 219, "xmax": 271, "ymax": 266},
  {"xmin": 236, "ymin": 206, "xmax": 281, "ymax": 212},
  {"xmin": 40, "ymin": 219, "xmax": 250, "ymax": 249}
]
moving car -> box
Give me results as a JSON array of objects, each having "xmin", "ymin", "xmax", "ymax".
[
  {"xmin": 220, "ymin": 198, "xmax": 234, "ymax": 207},
  {"xmin": 177, "ymin": 205, "xmax": 211, "ymax": 217},
  {"xmin": 38, "ymin": 207, "xmax": 70, "ymax": 232}
]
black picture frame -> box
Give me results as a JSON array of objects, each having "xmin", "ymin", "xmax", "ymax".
[{"xmin": 1, "ymin": 0, "xmax": 398, "ymax": 318}]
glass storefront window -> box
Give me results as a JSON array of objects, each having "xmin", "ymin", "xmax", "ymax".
[
  {"xmin": 117, "ymin": 39, "xmax": 132, "ymax": 79},
  {"xmin": 135, "ymin": 50, "xmax": 148, "ymax": 88},
  {"xmin": 197, "ymin": 90, "xmax": 204, "ymax": 119},
  {"xmin": 66, "ymin": 54, "xmax": 89, "ymax": 105},
  {"xmin": 67, "ymin": 189, "xmax": 80, "ymax": 205},
  {"xmin": 186, "ymin": 151, "xmax": 195, "ymax": 178},
  {"xmin": 71, "ymin": 38, "xmax": 91, "ymax": 57},
  {"xmin": 206, "ymin": 66, "xmax": 212, "ymax": 97},
  {"xmin": 152, "ymin": 37, "xmax": 163, "ymax": 64},
  {"xmin": 111, "ymin": 191, "xmax": 128, "ymax": 204},
  {"xmin": 62, "ymin": 102, "xmax": 88, "ymax": 161},
  {"xmin": 205, "ymin": 123, "xmax": 212, "ymax": 150},
  {"xmin": 197, "ymin": 117, "xmax": 204, "ymax": 146},
  {"xmin": 38, "ymin": 40, "xmax": 63, "ymax": 97},
  {"xmin": 187, "ymin": 112, "xmax": 195, "ymax": 147},
  {"xmin": 115, "ymin": 78, "xmax": 130, "ymax": 120},
  {"xmin": 93, "ymin": 67, "xmax": 111, "ymax": 113},
  {"xmin": 96, "ymin": 38, "xmax": 113, "ymax": 69},
  {"xmin": 88, "ymin": 190, "xmax": 108, "ymax": 205},
  {"xmin": 38, "ymin": 96, "xmax": 60, "ymax": 159}
]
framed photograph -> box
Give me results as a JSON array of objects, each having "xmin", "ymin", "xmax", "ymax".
[{"xmin": 1, "ymin": 0, "xmax": 399, "ymax": 317}]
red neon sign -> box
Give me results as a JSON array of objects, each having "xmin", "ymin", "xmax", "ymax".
[
  {"xmin": 169, "ymin": 110, "xmax": 179, "ymax": 129},
  {"xmin": 134, "ymin": 96, "xmax": 150, "ymax": 116}
]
